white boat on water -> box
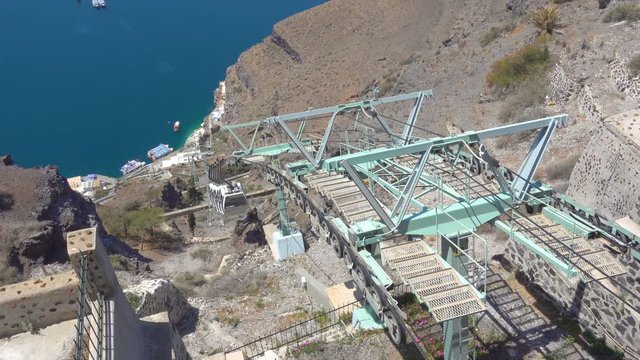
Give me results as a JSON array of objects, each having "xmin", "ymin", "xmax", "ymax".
[
  {"xmin": 98, "ymin": 0, "xmax": 106, "ymax": 7},
  {"xmin": 120, "ymin": 160, "xmax": 146, "ymax": 175},
  {"xmin": 91, "ymin": 0, "xmax": 100, "ymax": 8},
  {"xmin": 173, "ymin": 121, "xmax": 180, "ymax": 132}
]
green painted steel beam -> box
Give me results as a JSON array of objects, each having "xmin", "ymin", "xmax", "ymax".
[
  {"xmin": 262, "ymin": 90, "xmax": 433, "ymax": 124},
  {"xmin": 223, "ymin": 120, "xmax": 263, "ymax": 130},
  {"xmin": 542, "ymin": 206, "xmax": 595, "ymax": 238},
  {"xmin": 494, "ymin": 220, "xmax": 578, "ymax": 278},
  {"xmin": 398, "ymin": 195, "xmax": 511, "ymax": 235},
  {"xmin": 359, "ymin": 250, "xmax": 393, "ymax": 288},
  {"xmin": 322, "ymin": 115, "xmax": 569, "ymax": 169},
  {"xmin": 358, "ymin": 166, "xmax": 427, "ymax": 211}
]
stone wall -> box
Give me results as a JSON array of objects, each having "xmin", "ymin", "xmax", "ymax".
[
  {"xmin": 505, "ymin": 239, "xmax": 640, "ymax": 349},
  {"xmin": 548, "ymin": 63, "xmax": 574, "ymax": 104},
  {"xmin": 609, "ymin": 53, "xmax": 640, "ymax": 100},
  {"xmin": 567, "ymin": 110, "xmax": 640, "ymax": 222},
  {"xmin": 0, "ymin": 270, "xmax": 79, "ymax": 338},
  {"xmin": 578, "ymin": 85, "xmax": 604, "ymax": 123}
]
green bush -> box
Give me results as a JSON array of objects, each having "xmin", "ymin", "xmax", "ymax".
[
  {"xmin": 109, "ymin": 255, "xmax": 131, "ymax": 271},
  {"xmin": 215, "ymin": 309, "xmax": 240, "ymax": 327},
  {"xmin": 603, "ymin": 3, "xmax": 640, "ymax": 22},
  {"xmin": 628, "ymin": 53, "xmax": 640, "ymax": 78},
  {"xmin": 100, "ymin": 205, "xmax": 165, "ymax": 246},
  {"xmin": 126, "ymin": 292, "xmax": 142, "ymax": 310},
  {"xmin": 486, "ymin": 44, "xmax": 550, "ymax": 89},
  {"xmin": 123, "ymin": 200, "xmax": 142, "ymax": 212}
]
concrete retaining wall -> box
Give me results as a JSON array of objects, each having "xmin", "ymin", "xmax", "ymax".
[
  {"xmin": 0, "ymin": 270, "xmax": 79, "ymax": 338},
  {"xmin": 67, "ymin": 227, "xmax": 146, "ymax": 360},
  {"xmin": 567, "ymin": 110, "xmax": 640, "ymax": 222}
]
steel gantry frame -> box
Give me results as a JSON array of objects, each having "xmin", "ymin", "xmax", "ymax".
[
  {"xmin": 223, "ymin": 90, "xmax": 434, "ymax": 164},
  {"xmin": 221, "ymin": 90, "xmax": 638, "ymax": 359}
]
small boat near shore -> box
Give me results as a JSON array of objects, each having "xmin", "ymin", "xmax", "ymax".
[
  {"xmin": 173, "ymin": 121, "xmax": 180, "ymax": 132},
  {"xmin": 120, "ymin": 160, "xmax": 145, "ymax": 175},
  {"xmin": 147, "ymin": 144, "xmax": 173, "ymax": 161},
  {"xmin": 92, "ymin": 0, "xmax": 106, "ymax": 9}
]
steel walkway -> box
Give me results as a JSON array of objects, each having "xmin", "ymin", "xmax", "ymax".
[{"xmin": 380, "ymin": 241, "xmax": 486, "ymax": 323}]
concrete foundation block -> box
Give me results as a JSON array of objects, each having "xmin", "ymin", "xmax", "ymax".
[{"xmin": 272, "ymin": 230, "xmax": 305, "ymax": 260}]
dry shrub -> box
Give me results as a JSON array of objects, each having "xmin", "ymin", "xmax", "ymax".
[
  {"xmin": 530, "ymin": 5, "xmax": 564, "ymax": 35},
  {"xmin": 206, "ymin": 269, "xmax": 278, "ymax": 298},
  {"xmin": 498, "ymin": 76, "xmax": 548, "ymax": 124},
  {"xmin": 479, "ymin": 21, "xmax": 517, "ymax": 47},
  {"xmin": 0, "ymin": 263, "xmax": 21, "ymax": 287},
  {"xmin": 174, "ymin": 272, "xmax": 207, "ymax": 297},
  {"xmin": 628, "ymin": 53, "xmax": 640, "ymax": 79},
  {"xmin": 603, "ymin": 3, "xmax": 640, "ymax": 22},
  {"xmin": 545, "ymin": 152, "xmax": 581, "ymax": 180}
]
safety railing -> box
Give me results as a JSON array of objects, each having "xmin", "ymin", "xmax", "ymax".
[
  {"xmin": 226, "ymin": 299, "xmax": 361, "ymax": 359},
  {"xmin": 73, "ymin": 252, "xmax": 107, "ymax": 360}
]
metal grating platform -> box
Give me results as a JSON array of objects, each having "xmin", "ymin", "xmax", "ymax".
[
  {"xmin": 381, "ymin": 241, "xmax": 486, "ymax": 322},
  {"xmin": 306, "ymin": 171, "xmax": 380, "ymax": 224},
  {"xmin": 392, "ymin": 255, "xmax": 447, "ymax": 278},
  {"xmin": 518, "ymin": 214, "xmax": 627, "ymax": 282},
  {"xmin": 381, "ymin": 241, "xmax": 432, "ymax": 263},
  {"xmin": 393, "ymin": 155, "xmax": 496, "ymax": 199},
  {"xmin": 423, "ymin": 286, "xmax": 486, "ymax": 322}
]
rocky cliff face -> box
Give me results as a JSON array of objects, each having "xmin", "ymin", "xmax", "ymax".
[{"xmin": 0, "ymin": 159, "xmax": 103, "ymax": 283}]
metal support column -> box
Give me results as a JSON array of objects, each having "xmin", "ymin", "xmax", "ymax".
[
  {"xmin": 401, "ymin": 92, "xmax": 427, "ymax": 145},
  {"xmin": 275, "ymin": 118, "xmax": 317, "ymax": 166},
  {"xmin": 510, "ymin": 121, "xmax": 558, "ymax": 201},
  {"xmin": 441, "ymin": 234, "xmax": 471, "ymax": 360}
]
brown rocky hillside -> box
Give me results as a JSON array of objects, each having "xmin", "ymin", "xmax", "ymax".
[
  {"xmin": 0, "ymin": 159, "xmax": 104, "ymax": 285},
  {"xmin": 221, "ymin": 0, "xmax": 640, "ymax": 192}
]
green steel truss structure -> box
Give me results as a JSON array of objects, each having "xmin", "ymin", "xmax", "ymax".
[{"xmin": 223, "ymin": 90, "xmax": 638, "ymax": 359}]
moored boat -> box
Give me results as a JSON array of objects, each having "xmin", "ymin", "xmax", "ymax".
[
  {"xmin": 147, "ymin": 144, "xmax": 173, "ymax": 161},
  {"xmin": 173, "ymin": 121, "xmax": 180, "ymax": 132},
  {"xmin": 120, "ymin": 160, "xmax": 146, "ymax": 175}
]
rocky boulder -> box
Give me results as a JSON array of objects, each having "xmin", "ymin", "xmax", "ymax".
[{"xmin": 0, "ymin": 161, "xmax": 104, "ymax": 282}]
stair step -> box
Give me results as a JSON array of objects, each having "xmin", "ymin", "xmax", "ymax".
[
  {"xmin": 412, "ymin": 269, "xmax": 462, "ymax": 297},
  {"xmin": 423, "ymin": 285, "xmax": 486, "ymax": 322},
  {"xmin": 381, "ymin": 241, "xmax": 433, "ymax": 263},
  {"xmin": 389, "ymin": 254, "xmax": 447, "ymax": 279}
]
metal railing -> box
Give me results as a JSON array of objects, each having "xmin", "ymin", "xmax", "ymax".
[
  {"xmin": 227, "ymin": 299, "xmax": 361, "ymax": 359},
  {"xmin": 74, "ymin": 252, "xmax": 107, "ymax": 360}
]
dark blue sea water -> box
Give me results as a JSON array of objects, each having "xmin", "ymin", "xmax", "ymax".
[{"xmin": 0, "ymin": 0, "xmax": 323, "ymax": 177}]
